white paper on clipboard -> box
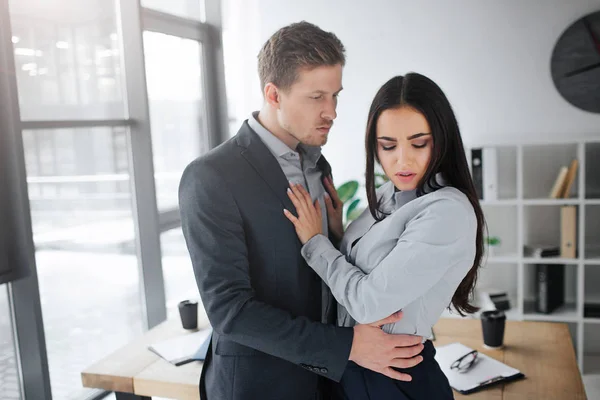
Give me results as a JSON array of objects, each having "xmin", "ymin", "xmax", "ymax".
[{"xmin": 434, "ymin": 342, "xmax": 522, "ymax": 393}]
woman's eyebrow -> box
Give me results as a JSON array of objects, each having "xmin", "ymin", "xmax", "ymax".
[{"xmin": 407, "ymin": 133, "xmax": 432, "ymax": 140}]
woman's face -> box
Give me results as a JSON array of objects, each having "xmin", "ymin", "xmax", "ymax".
[{"xmin": 376, "ymin": 106, "xmax": 433, "ymax": 191}]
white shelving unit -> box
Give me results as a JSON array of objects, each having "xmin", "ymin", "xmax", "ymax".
[{"xmin": 453, "ymin": 139, "xmax": 600, "ymax": 375}]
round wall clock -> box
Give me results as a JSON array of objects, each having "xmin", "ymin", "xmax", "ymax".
[{"xmin": 551, "ymin": 11, "xmax": 600, "ymax": 113}]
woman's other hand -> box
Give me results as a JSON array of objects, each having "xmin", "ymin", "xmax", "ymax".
[
  {"xmin": 323, "ymin": 176, "xmax": 344, "ymax": 242},
  {"xmin": 284, "ymin": 183, "xmax": 323, "ymax": 245}
]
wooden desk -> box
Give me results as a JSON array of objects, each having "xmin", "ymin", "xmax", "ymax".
[
  {"xmin": 81, "ymin": 318, "xmax": 586, "ymax": 399},
  {"xmin": 433, "ymin": 319, "xmax": 586, "ymax": 399}
]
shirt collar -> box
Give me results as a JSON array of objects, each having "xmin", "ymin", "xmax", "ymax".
[
  {"xmin": 248, "ymin": 112, "xmax": 322, "ymax": 167},
  {"xmin": 379, "ymin": 172, "xmax": 447, "ymax": 212}
]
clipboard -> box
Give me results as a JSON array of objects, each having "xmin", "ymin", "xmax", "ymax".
[{"xmin": 434, "ymin": 342, "xmax": 525, "ymax": 394}]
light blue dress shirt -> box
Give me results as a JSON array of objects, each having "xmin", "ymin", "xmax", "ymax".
[
  {"xmin": 301, "ymin": 178, "xmax": 477, "ymax": 340},
  {"xmin": 248, "ymin": 112, "xmax": 328, "ymax": 235}
]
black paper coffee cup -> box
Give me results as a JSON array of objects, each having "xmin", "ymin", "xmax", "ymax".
[
  {"xmin": 481, "ymin": 310, "xmax": 506, "ymax": 349},
  {"xmin": 178, "ymin": 300, "xmax": 198, "ymax": 330}
]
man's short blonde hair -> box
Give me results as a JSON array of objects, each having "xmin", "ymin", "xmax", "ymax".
[{"xmin": 257, "ymin": 21, "xmax": 346, "ymax": 92}]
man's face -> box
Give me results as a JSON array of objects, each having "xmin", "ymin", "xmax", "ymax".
[{"xmin": 276, "ymin": 64, "xmax": 343, "ymax": 147}]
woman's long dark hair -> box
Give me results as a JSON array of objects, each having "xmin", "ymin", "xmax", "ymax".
[{"xmin": 365, "ymin": 73, "xmax": 485, "ymax": 316}]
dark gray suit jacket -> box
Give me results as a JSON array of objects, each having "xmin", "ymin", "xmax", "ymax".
[{"xmin": 179, "ymin": 121, "xmax": 354, "ymax": 400}]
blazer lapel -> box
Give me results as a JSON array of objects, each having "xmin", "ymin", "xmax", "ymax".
[{"xmin": 236, "ymin": 122, "xmax": 296, "ymax": 212}]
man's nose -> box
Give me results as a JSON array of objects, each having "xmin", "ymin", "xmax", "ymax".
[{"xmin": 321, "ymin": 99, "xmax": 337, "ymax": 121}]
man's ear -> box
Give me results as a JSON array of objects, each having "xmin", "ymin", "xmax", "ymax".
[{"xmin": 264, "ymin": 83, "xmax": 281, "ymax": 109}]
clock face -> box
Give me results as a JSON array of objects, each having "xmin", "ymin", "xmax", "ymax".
[{"xmin": 551, "ymin": 11, "xmax": 600, "ymax": 113}]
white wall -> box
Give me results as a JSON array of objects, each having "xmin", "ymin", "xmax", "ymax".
[{"xmin": 222, "ymin": 0, "xmax": 600, "ymax": 186}]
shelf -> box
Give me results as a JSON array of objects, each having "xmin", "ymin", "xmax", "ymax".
[
  {"xmin": 486, "ymin": 255, "xmax": 519, "ymax": 263},
  {"xmin": 586, "ymin": 259, "xmax": 600, "ymax": 266},
  {"xmin": 522, "ymin": 198, "xmax": 580, "ymax": 206},
  {"xmin": 584, "ymin": 354, "xmax": 600, "ymax": 375},
  {"xmin": 584, "ymin": 318, "xmax": 600, "ymax": 324},
  {"xmin": 480, "ymin": 199, "xmax": 518, "ymax": 206},
  {"xmin": 523, "ymin": 301, "xmax": 578, "ymax": 322},
  {"xmin": 523, "ymin": 257, "xmax": 579, "ymax": 265},
  {"xmin": 479, "ymin": 199, "xmax": 600, "ymax": 205},
  {"xmin": 522, "ymin": 143, "xmax": 579, "ymax": 199}
]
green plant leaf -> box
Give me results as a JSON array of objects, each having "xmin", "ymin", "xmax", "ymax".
[
  {"xmin": 346, "ymin": 199, "xmax": 361, "ymax": 220},
  {"xmin": 337, "ymin": 181, "xmax": 359, "ymax": 204},
  {"xmin": 485, "ymin": 236, "xmax": 501, "ymax": 246}
]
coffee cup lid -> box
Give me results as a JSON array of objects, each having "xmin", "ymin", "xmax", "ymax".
[{"xmin": 481, "ymin": 310, "xmax": 506, "ymax": 320}]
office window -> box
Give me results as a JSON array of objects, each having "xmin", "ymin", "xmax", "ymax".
[
  {"xmin": 143, "ymin": 31, "xmax": 208, "ymax": 211},
  {"xmin": 142, "ymin": 0, "xmax": 205, "ymax": 21},
  {"xmin": 9, "ymin": 0, "xmax": 126, "ymax": 120},
  {"xmin": 161, "ymin": 228, "xmax": 201, "ymax": 320},
  {"xmin": 23, "ymin": 127, "xmax": 143, "ymax": 400},
  {"xmin": 0, "ymin": 285, "xmax": 22, "ymax": 400}
]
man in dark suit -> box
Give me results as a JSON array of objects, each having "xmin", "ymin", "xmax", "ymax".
[{"xmin": 179, "ymin": 21, "xmax": 424, "ymax": 400}]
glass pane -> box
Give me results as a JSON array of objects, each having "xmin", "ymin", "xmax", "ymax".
[
  {"xmin": 143, "ymin": 32, "xmax": 208, "ymax": 211},
  {"xmin": 23, "ymin": 127, "xmax": 143, "ymax": 400},
  {"xmin": 161, "ymin": 228, "xmax": 203, "ymax": 320},
  {"xmin": 0, "ymin": 285, "xmax": 22, "ymax": 400},
  {"xmin": 8, "ymin": 0, "xmax": 126, "ymax": 120},
  {"xmin": 142, "ymin": 0, "xmax": 205, "ymax": 22}
]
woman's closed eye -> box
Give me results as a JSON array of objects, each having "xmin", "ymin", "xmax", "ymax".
[{"xmin": 381, "ymin": 145, "xmax": 428, "ymax": 151}]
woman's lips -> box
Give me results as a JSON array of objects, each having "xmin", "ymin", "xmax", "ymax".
[{"xmin": 395, "ymin": 172, "xmax": 416, "ymax": 183}]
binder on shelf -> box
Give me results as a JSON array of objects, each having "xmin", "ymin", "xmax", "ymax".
[
  {"xmin": 482, "ymin": 148, "xmax": 498, "ymax": 201},
  {"xmin": 535, "ymin": 264, "xmax": 565, "ymax": 314},
  {"xmin": 471, "ymin": 149, "xmax": 483, "ymax": 200},
  {"xmin": 560, "ymin": 159, "xmax": 579, "ymax": 198},
  {"xmin": 471, "ymin": 148, "xmax": 498, "ymax": 201},
  {"xmin": 560, "ymin": 206, "xmax": 577, "ymax": 258}
]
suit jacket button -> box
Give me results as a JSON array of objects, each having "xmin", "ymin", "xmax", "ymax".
[{"xmin": 320, "ymin": 368, "xmax": 328, "ymax": 374}]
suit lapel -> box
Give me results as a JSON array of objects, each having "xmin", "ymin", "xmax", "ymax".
[{"xmin": 236, "ymin": 122, "xmax": 296, "ymax": 212}]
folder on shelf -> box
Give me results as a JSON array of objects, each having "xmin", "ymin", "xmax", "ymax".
[
  {"xmin": 471, "ymin": 148, "xmax": 498, "ymax": 201},
  {"xmin": 482, "ymin": 148, "xmax": 498, "ymax": 201},
  {"xmin": 435, "ymin": 342, "xmax": 525, "ymax": 395},
  {"xmin": 471, "ymin": 149, "xmax": 484, "ymax": 200},
  {"xmin": 536, "ymin": 264, "xmax": 565, "ymax": 314},
  {"xmin": 560, "ymin": 205, "xmax": 577, "ymax": 258}
]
